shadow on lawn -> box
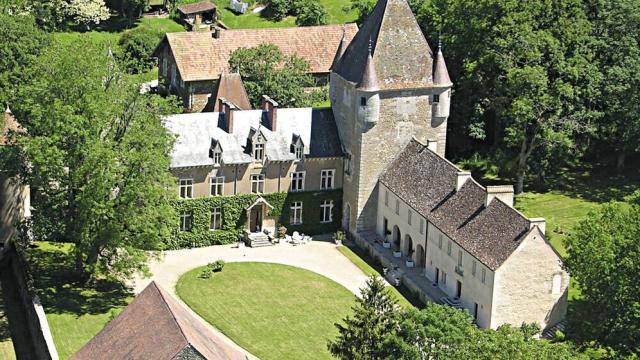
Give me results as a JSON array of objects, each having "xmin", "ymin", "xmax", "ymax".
[{"xmin": 27, "ymin": 244, "xmax": 130, "ymax": 317}]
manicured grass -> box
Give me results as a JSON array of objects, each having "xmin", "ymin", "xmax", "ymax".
[
  {"xmin": 336, "ymin": 245, "xmax": 414, "ymax": 309},
  {"xmin": 213, "ymin": 0, "xmax": 357, "ymax": 29},
  {"xmin": 27, "ymin": 242, "xmax": 131, "ymax": 359},
  {"xmin": 176, "ymin": 262, "xmax": 356, "ymax": 360}
]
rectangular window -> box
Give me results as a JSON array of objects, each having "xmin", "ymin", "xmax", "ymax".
[
  {"xmin": 294, "ymin": 145, "xmax": 304, "ymax": 160},
  {"xmin": 250, "ymin": 174, "xmax": 265, "ymax": 194},
  {"xmin": 408, "ymin": 209, "xmax": 412, "ymax": 225},
  {"xmin": 447, "ymin": 241, "xmax": 452, "ymax": 256},
  {"xmin": 360, "ymin": 97, "xmax": 367, "ymax": 106},
  {"xmin": 290, "ymin": 172, "xmax": 305, "ymax": 192},
  {"xmin": 210, "ymin": 208, "xmax": 222, "ymax": 230},
  {"xmin": 472, "ymin": 261, "xmax": 477, "ymax": 276},
  {"xmin": 420, "ymin": 218, "xmax": 425, "ymax": 235},
  {"xmin": 384, "ymin": 190, "xmax": 389, "ymax": 207},
  {"xmin": 395, "ymin": 199, "xmax": 400, "ymax": 215},
  {"xmin": 320, "ymin": 200, "xmax": 333, "ymax": 223},
  {"xmin": 438, "ymin": 234, "xmax": 443, "ymax": 249},
  {"xmin": 442, "ymin": 271, "xmax": 447, "ymax": 285},
  {"xmin": 210, "ymin": 176, "xmax": 224, "ymax": 196},
  {"xmin": 433, "ymin": 94, "xmax": 440, "ymax": 103},
  {"xmin": 179, "ymin": 179, "xmax": 193, "ymax": 199},
  {"xmin": 458, "ymin": 250, "xmax": 463, "ymax": 267},
  {"xmin": 344, "ymin": 152, "xmax": 352, "ymax": 176},
  {"xmin": 320, "ymin": 169, "xmax": 335, "ymax": 189},
  {"xmin": 481, "ymin": 268, "xmax": 486, "ymax": 284},
  {"xmin": 212, "ymin": 150, "xmax": 222, "ymax": 165},
  {"xmin": 290, "ymin": 201, "xmax": 303, "ymax": 225},
  {"xmin": 179, "ymin": 212, "xmax": 192, "ymax": 232},
  {"xmin": 253, "ymin": 143, "xmax": 264, "ymax": 161}
]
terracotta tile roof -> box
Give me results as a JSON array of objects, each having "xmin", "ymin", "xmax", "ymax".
[
  {"xmin": 334, "ymin": 0, "xmax": 435, "ymax": 90},
  {"xmin": 1, "ymin": 109, "xmax": 20, "ymax": 146},
  {"xmin": 177, "ymin": 1, "xmax": 216, "ymax": 15},
  {"xmin": 380, "ymin": 139, "xmax": 531, "ymax": 270},
  {"xmin": 71, "ymin": 282, "xmax": 247, "ymax": 360},
  {"xmin": 154, "ymin": 24, "xmax": 358, "ymax": 82},
  {"xmin": 212, "ymin": 73, "xmax": 252, "ymax": 111}
]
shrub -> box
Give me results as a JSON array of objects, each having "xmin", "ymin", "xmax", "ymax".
[
  {"xmin": 118, "ymin": 27, "xmax": 163, "ymax": 74},
  {"xmin": 267, "ymin": 0, "xmax": 292, "ymax": 21},
  {"xmin": 294, "ymin": 0, "xmax": 327, "ymax": 26},
  {"xmin": 199, "ymin": 260, "xmax": 226, "ymax": 279}
]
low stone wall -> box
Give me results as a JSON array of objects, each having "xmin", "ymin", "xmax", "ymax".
[{"xmin": 0, "ymin": 247, "xmax": 59, "ymax": 360}]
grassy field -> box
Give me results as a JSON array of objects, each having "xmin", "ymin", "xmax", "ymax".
[
  {"xmin": 177, "ymin": 262, "xmax": 356, "ymax": 360},
  {"xmin": 336, "ymin": 245, "xmax": 415, "ymax": 309},
  {"xmin": 0, "ymin": 287, "xmax": 16, "ymax": 360},
  {"xmin": 27, "ymin": 242, "xmax": 131, "ymax": 359},
  {"xmin": 212, "ymin": 0, "xmax": 358, "ymax": 29}
]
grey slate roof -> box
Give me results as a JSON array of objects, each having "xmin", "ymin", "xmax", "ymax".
[
  {"xmin": 380, "ymin": 139, "xmax": 531, "ymax": 270},
  {"xmin": 164, "ymin": 108, "xmax": 342, "ymax": 168},
  {"xmin": 334, "ymin": 0, "xmax": 435, "ymax": 90}
]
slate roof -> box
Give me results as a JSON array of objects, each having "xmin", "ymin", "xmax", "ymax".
[
  {"xmin": 164, "ymin": 108, "xmax": 342, "ymax": 168},
  {"xmin": 154, "ymin": 24, "xmax": 358, "ymax": 82},
  {"xmin": 433, "ymin": 44, "xmax": 452, "ymax": 86},
  {"xmin": 212, "ymin": 73, "xmax": 252, "ymax": 111},
  {"xmin": 380, "ymin": 139, "xmax": 531, "ymax": 270},
  {"xmin": 71, "ymin": 281, "xmax": 246, "ymax": 360},
  {"xmin": 177, "ymin": 1, "xmax": 216, "ymax": 15},
  {"xmin": 334, "ymin": 0, "xmax": 435, "ymax": 90}
]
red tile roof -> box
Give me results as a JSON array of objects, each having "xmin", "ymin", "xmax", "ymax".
[
  {"xmin": 155, "ymin": 24, "xmax": 358, "ymax": 82},
  {"xmin": 213, "ymin": 73, "xmax": 252, "ymax": 111},
  {"xmin": 177, "ymin": 1, "xmax": 216, "ymax": 15}
]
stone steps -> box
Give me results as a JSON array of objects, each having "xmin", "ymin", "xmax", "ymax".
[{"xmin": 247, "ymin": 233, "xmax": 272, "ymax": 248}]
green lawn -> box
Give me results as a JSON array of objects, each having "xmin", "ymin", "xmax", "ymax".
[
  {"xmin": 26, "ymin": 242, "xmax": 131, "ymax": 359},
  {"xmin": 336, "ymin": 245, "xmax": 415, "ymax": 309},
  {"xmin": 0, "ymin": 287, "xmax": 16, "ymax": 360},
  {"xmin": 212, "ymin": 0, "xmax": 358, "ymax": 29},
  {"xmin": 177, "ymin": 262, "xmax": 356, "ymax": 360}
]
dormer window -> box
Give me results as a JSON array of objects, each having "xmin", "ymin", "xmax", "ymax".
[
  {"xmin": 254, "ymin": 143, "xmax": 264, "ymax": 161},
  {"xmin": 210, "ymin": 139, "xmax": 222, "ymax": 166},
  {"xmin": 291, "ymin": 134, "xmax": 304, "ymax": 161}
]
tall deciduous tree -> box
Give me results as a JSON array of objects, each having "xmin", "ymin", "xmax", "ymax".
[
  {"xmin": 229, "ymin": 44, "xmax": 319, "ymax": 108},
  {"xmin": 564, "ymin": 198, "xmax": 640, "ymax": 355},
  {"xmin": 65, "ymin": 0, "xmax": 111, "ymax": 28},
  {"xmin": 10, "ymin": 39, "xmax": 180, "ymax": 281},
  {"xmin": 328, "ymin": 276, "xmax": 399, "ymax": 359}
]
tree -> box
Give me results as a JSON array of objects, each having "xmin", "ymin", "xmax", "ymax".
[
  {"xmin": 294, "ymin": 0, "xmax": 327, "ymax": 26},
  {"xmin": 564, "ymin": 199, "xmax": 640, "ymax": 355},
  {"xmin": 0, "ymin": 14, "xmax": 51, "ymax": 107},
  {"xmin": 328, "ymin": 276, "xmax": 399, "ymax": 359},
  {"xmin": 118, "ymin": 26, "xmax": 164, "ymax": 74},
  {"xmin": 9, "ymin": 39, "xmax": 180, "ymax": 282},
  {"xmin": 65, "ymin": 0, "xmax": 111, "ymax": 28},
  {"xmin": 345, "ymin": 0, "xmax": 376, "ymax": 26},
  {"xmin": 267, "ymin": 0, "xmax": 292, "ymax": 21},
  {"xmin": 228, "ymin": 44, "xmax": 319, "ymax": 108}
]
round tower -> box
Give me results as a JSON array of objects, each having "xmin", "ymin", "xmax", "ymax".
[
  {"xmin": 357, "ymin": 43, "xmax": 380, "ymax": 125},
  {"xmin": 432, "ymin": 40, "xmax": 453, "ymax": 119}
]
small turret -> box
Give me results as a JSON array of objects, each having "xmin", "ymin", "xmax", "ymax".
[
  {"xmin": 330, "ymin": 27, "xmax": 347, "ymax": 71},
  {"xmin": 357, "ymin": 41, "xmax": 380, "ymax": 125},
  {"xmin": 432, "ymin": 40, "xmax": 452, "ymax": 119}
]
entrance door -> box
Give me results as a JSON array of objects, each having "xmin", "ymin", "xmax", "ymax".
[
  {"xmin": 250, "ymin": 205, "xmax": 263, "ymax": 232},
  {"xmin": 435, "ymin": 267, "xmax": 439, "ymax": 285},
  {"xmin": 456, "ymin": 280, "xmax": 462, "ymax": 299}
]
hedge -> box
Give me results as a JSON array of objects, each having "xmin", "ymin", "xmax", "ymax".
[{"xmin": 166, "ymin": 190, "xmax": 342, "ymax": 249}]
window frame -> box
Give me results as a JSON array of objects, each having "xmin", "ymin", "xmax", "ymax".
[
  {"xmin": 290, "ymin": 171, "xmax": 305, "ymax": 192},
  {"xmin": 320, "ymin": 169, "xmax": 335, "ymax": 190},
  {"xmin": 179, "ymin": 178, "xmax": 193, "ymax": 199},
  {"xmin": 395, "ymin": 199, "xmax": 400, "ymax": 215},
  {"xmin": 210, "ymin": 207, "xmax": 222, "ymax": 230},
  {"xmin": 408, "ymin": 209, "xmax": 412, "ymax": 225},
  {"xmin": 447, "ymin": 241, "xmax": 452, "ymax": 256},
  {"xmin": 481, "ymin": 268, "xmax": 487, "ymax": 284},
  {"xmin": 290, "ymin": 201, "xmax": 303, "ymax": 225},
  {"xmin": 212, "ymin": 149, "xmax": 222, "ymax": 165},
  {"xmin": 420, "ymin": 218, "xmax": 425, "ymax": 235},
  {"xmin": 344, "ymin": 151, "xmax": 353, "ymax": 176},
  {"xmin": 294, "ymin": 144, "xmax": 304, "ymax": 161},
  {"xmin": 179, "ymin": 212, "xmax": 192, "ymax": 232},
  {"xmin": 209, "ymin": 176, "xmax": 224, "ymax": 196},
  {"xmin": 250, "ymin": 174, "xmax": 265, "ymax": 194},
  {"xmin": 253, "ymin": 142, "xmax": 265, "ymax": 162},
  {"xmin": 458, "ymin": 250, "xmax": 463, "ymax": 267},
  {"xmin": 320, "ymin": 200, "xmax": 333, "ymax": 223},
  {"xmin": 433, "ymin": 94, "xmax": 440, "ymax": 103}
]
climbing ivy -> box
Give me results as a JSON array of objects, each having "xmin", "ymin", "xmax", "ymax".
[{"xmin": 166, "ymin": 190, "xmax": 342, "ymax": 249}]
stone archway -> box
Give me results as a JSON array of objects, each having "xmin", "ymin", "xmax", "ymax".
[
  {"xmin": 403, "ymin": 234, "xmax": 413, "ymax": 257},
  {"xmin": 415, "ymin": 244, "xmax": 425, "ymax": 268},
  {"xmin": 392, "ymin": 225, "xmax": 401, "ymax": 250}
]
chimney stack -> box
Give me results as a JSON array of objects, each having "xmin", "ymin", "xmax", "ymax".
[
  {"xmin": 261, "ymin": 95, "xmax": 279, "ymax": 131},
  {"xmin": 456, "ymin": 171, "xmax": 471, "ymax": 191},
  {"xmin": 212, "ymin": 27, "xmax": 221, "ymax": 39},
  {"xmin": 219, "ymin": 97, "xmax": 236, "ymax": 133},
  {"xmin": 485, "ymin": 185, "xmax": 514, "ymax": 207},
  {"xmin": 427, "ymin": 139, "xmax": 438, "ymax": 153},
  {"xmin": 529, "ymin": 218, "xmax": 546, "ymax": 236}
]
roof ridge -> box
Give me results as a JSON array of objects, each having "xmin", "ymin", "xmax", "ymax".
[{"xmin": 152, "ymin": 282, "xmax": 192, "ymax": 347}]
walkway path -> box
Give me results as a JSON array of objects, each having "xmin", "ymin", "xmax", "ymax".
[{"xmin": 130, "ymin": 240, "xmax": 371, "ymax": 359}]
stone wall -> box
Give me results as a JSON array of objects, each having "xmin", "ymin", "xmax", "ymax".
[
  {"xmin": 491, "ymin": 228, "xmax": 568, "ymax": 330},
  {"xmin": 0, "ymin": 174, "xmax": 29, "ymax": 246}
]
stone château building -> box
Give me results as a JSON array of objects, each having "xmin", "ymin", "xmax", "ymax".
[{"xmin": 164, "ymin": 0, "xmax": 568, "ymax": 331}]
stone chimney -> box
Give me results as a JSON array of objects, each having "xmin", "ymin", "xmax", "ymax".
[
  {"xmin": 427, "ymin": 139, "xmax": 438, "ymax": 153},
  {"xmin": 212, "ymin": 27, "xmax": 221, "ymax": 39},
  {"xmin": 485, "ymin": 185, "xmax": 514, "ymax": 207},
  {"xmin": 529, "ymin": 218, "xmax": 546, "ymax": 236},
  {"xmin": 261, "ymin": 95, "xmax": 278, "ymax": 131},
  {"xmin": 456, "ymin": 171, "xmax": 471, "ymax": 191},
  {"xmin": 218, "ymin": 97, "xmax": 236, "ymax": 133}
]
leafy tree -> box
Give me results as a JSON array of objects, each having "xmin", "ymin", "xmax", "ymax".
[
  {"xmin": 118, "ymin": 26, "xmax": 164, "ymax": 74},
  {"xmin": 345, "ymin": 0, "xmax": 375, "ymax": 26},
  {"xmin": 107, "ymin": 0, "xmax": 149, "ymax": 23},
  {"xmin": 585, "ymin": 0, "xmax": 640, "ymax": 170},
  {"xmin": 328, "ymin": 276, "xmax": 399, "ymax": 359},
  {"xmin": 228, "ymin": 43, "xmax": 318, "ymax": 108},
  {"xmin": 0, "ymin": 14, "xmax": 51, "ymax": 107},
  {"xmin": 65, "ymin": 0, "xmax": 111, "ymax": 29},
  {"xmin": 267, "ymin": 0, "xmax": 291, "ymax": 21},
  {"xmin": 564, "ymin": 200, "xmax": 640, "ymax": 355},
  {"xmin": 294, "ymin": 0, "xmax": 327, "ymax": 26},
  {"xmin": 9, "ymin": 39, "xmax": 180, "ymax": 282}
]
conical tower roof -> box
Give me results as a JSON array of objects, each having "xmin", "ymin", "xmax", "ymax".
[
  {"xmin": 358, "ymin": 43, "xmax": 379, "ymax": 91},
  {"xmin": 433, "ymin": 41, "xmax": 452, "ymax": 87},
  {"xmin": 334, "ymin": 0, "xmax": 434, "ymax": 90},
  {"xmin": 330, "ymin": 28, "xmax": 348, "ymax": 70}
]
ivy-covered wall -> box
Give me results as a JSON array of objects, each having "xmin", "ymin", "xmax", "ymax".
[{"xmin": 167, "ymin": 190, "xmax": 342, "ymax": 249}]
